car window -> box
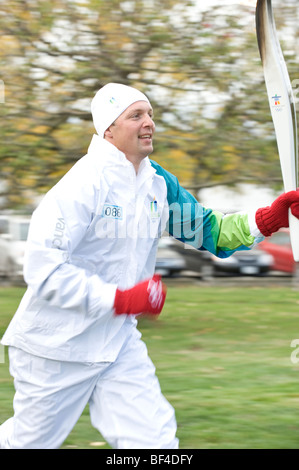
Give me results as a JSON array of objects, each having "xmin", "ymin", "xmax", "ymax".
[
  {"xmin": 10, "ymin": 221, "xmax": 30, "ymax": 241},
  {"xmin": 19, "ymin": 222, "xmax": 30, "ymax": 241},
  {"xmin": 0, "ymin": 218, "xmax": 9, "ymax": 235}
]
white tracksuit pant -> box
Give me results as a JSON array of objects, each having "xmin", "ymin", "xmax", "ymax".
[{"xmin": 0, "ymin": 335, "xmax": 178, "ymax": 449}]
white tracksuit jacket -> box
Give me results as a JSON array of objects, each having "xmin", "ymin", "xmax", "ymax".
[
  {"xmin": 2, "ymin": 135, "xmax": 168, "ymax": 362},
  {"xmin": 2, "ymin": 134, "xmax": 261, "ymax": 363}
]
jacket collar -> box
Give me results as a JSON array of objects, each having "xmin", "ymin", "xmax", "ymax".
[
  {"xmin": 88, "ymin": 134, "xmax": 157, "ymax": 179},
  {"xmin": 88, "ymin": 134, "xmax": 128, "ymax": 166}
]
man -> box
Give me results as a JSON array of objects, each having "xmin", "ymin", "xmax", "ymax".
[{"xmin": 1, "ymin": 83, "xmax": 299, "ymax": 449}]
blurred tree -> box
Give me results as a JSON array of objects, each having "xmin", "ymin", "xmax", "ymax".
[{"xmin": 0, "ymin": 0, "xmax": 298, "ymax": 208}]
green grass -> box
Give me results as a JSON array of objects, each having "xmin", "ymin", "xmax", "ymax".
[{"xmin": 1, "ymin": 284, "xmax": 299, "ymax": 448}]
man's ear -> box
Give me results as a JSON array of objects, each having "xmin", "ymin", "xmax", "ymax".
[{"xmin": 104, "ymin": 125, "xmax": 114, "ymax": 140}]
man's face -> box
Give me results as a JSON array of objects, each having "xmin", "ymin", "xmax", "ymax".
[{"xmin": 104, "ymin": 101, "xmax": 155, "ymax": 163}]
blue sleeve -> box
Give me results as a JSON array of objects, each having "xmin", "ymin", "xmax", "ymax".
[{"xmin": 150, "ymin": 160, "xmax": 255, "ymax": 257}]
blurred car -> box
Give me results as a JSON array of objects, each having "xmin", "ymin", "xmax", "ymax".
[
  {"xmin": 155, "ymin": 235, "xmax": 273, "ymax": 277},
  {"xmin": 155, "ymin": 237, "xmax": 186, "ymax": 277},
  {"xmin": 258, "ymin": 228, "xmax": 295, "ymax": 274},
  {"xmin": 0, "ymin": 215, "xmax": 31, "ymax": 282},
  {"xmin": 211, "ymin": 247, "xmax": 274, "ymax": 276},
  {"xmin": 0, "ymin": 233, "xmax": 16, "ymax": 279},
  {"xmin": 160, "ymin": 237, "xmax": 216, "ymax": 279}
]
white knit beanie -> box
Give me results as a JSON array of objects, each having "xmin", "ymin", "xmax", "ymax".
[{"xmin": 91, "ymin": 83, "xmax": 150, "ymax": 138}]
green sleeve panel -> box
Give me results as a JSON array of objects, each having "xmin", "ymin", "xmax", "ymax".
[
  {"xmin": 150, "ymin": 160, "xmax": 256, "ymax": 258},
  {"xmin": 210, "ymin": 211, "xmax": 255, "ymax": 254}
]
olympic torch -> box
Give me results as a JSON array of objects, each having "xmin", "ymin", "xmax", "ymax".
[{"xmin": 256, "ymin": 0, "xmax": 299, "ymax": 262}]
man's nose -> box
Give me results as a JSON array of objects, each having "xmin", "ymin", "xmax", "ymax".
[{"xmin": 143, "ymin": 115, "xmax": 155, "ymax": 129}]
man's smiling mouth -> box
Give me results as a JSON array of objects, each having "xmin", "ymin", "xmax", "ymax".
[{"xmin": 139, "ymin": 134, "xmax": 152, "ymax": 140}]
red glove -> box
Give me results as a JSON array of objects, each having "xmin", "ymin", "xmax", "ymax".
[
  {"xmin": 255, "ymin": 190, "xmax": 299, "ymax": 237},
  {"xmin": 113, "ymin": 275, "xmax": 167, "ymax": 316}
]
